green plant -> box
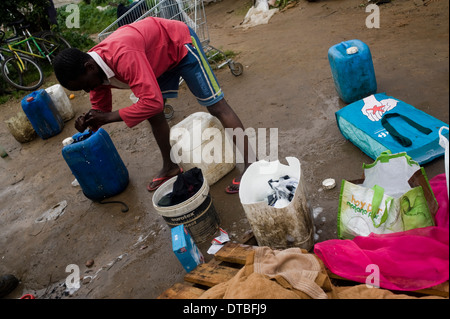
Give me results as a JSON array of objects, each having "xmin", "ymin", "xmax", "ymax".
[
  {"xmin": 207, "ymin": 49, "xmax": 237, "ymax": 64},
  {"xmin": 59, "ymin": 30, "xmax": 96, "ymax": 51},
  {"xmin": 272, "ymin": 0, "xmax": 299, "ymax": 10}
]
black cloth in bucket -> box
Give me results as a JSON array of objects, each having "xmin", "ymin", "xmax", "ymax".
[{"xmin": 158, "ymin": 168, "xmax": 204, "ymax": 207}]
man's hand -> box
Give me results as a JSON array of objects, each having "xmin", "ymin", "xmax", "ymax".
[
  {"xmin": 74, "ymin": 110, "xmax": 122, "ymax": 132},
  {"xmin": 74, "ymin": 111, "xmax": 101, "ymax": 132},
  {"xmin": 75, "ymin": 114, "xmax": 88, "ymax": 132},
  {"xmin": 84, "ymin": 109, "xmax": 108, "ymax": 131}
]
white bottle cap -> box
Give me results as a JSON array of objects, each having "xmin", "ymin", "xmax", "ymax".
[
  {"xmin": 322, "ymin": 178, "xmax": 336, "ymax": 190},
  {"xmin": 62, "ymin": 137, "xmax": 74, "ymax": 146},
  {"xmin": 346, "ymin": 46, "xmax": 359, "ymax": 55}
]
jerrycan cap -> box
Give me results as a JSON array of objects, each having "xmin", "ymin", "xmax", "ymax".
[
  {"xmin": 346, "ymin": 46, "xmax": 359, "ymax": 55},
  {"xmin": 62, "ymin": 137, "xmax": 74, "ymax": 146},
  {"xmin": 26, "ymin": 96, "xmax": 34, "ymax": 102}
]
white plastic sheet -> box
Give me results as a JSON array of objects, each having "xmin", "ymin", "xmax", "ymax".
[{"xmin": 241, "ymin": 0, "xmax": 278, "ymax": 29}]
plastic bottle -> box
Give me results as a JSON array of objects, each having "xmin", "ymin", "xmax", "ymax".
[{"xmin": 328, "ymin": 39, "xmax": 377, "ymax": 104}]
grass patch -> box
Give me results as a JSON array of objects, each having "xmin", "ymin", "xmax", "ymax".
[
  {"xmin": 273, "ymin": 0, "xmax": 299, "ymax": 10},
  {"xmin": 57, "ymin": 0, "xmax": 124, "ymax": 35},
  {"xmin": 207, "ymin": 49, "xmax": 237, "ymax": 65},
  {"xmin": 206, "ymin": 48, "xmax": 240, "ymax": 71}
]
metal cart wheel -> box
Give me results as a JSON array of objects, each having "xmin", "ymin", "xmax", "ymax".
[
  {"xmin": 229, "ymin": 62, "xmax": 244, "ymax": 76},
  {"xmin": 164, "ymin": 104, "xmax": 174, "ymax": 119}
]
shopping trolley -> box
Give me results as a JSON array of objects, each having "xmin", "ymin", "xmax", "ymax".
[{"xmin": 99, "ymin": 0, "xmax": 243, "ymax": 74}]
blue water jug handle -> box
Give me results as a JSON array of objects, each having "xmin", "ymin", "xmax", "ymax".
[
  {"xmin": 340, "ymin": 41, "xmax": 350, "ymax": 49},
  {"xmin": 72, "ymin": 129, "xmax": 94, "ymax": 143}
]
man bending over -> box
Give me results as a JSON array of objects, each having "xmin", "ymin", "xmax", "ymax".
[{"xmin": 53, "ymin": 17, "xmax": 251, "ymax": 193}]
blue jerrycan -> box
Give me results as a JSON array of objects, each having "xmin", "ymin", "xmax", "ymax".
[
  {"xmin": 328, "ymin": 39, "xmax": 377, "ymax": 104},
  {"xmin": 21, "ymin": 89, "xmax": 64, "ymax": 139},
  {"xmin": 61, "ymin": 128, "xmax": 129, "ymax": 201}
]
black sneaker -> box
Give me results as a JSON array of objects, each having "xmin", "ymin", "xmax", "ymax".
[{"xmin": 0, "ymin": 274, "xmax": 19, "ymax": 298}]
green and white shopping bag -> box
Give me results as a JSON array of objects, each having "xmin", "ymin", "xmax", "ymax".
[{"xmin": 338, "ymin": 151, "xmax": 437, "ymax": 239}]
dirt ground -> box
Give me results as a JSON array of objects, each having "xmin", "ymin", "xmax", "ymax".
[{"xmin": 0, "ymin": 0, "xmax": 448, "ymax": 299}]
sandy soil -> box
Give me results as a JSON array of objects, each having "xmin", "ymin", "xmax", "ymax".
[{"xmin": 0, "ymin": 0, "xmax": 448, "ymax": 299}]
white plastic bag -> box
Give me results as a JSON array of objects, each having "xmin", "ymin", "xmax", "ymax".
[
  {"xmin": 338, "ymin": 151, "xmax": 436, "ymax": 239},
  {"xmin": 241, "ymin": 0, "xmax": 278, "ymax": 29}
]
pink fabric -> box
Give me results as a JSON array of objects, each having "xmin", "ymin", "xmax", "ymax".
[{"xmin": 314, "ymin": 174, "xmax": 449, "ymax": 291}]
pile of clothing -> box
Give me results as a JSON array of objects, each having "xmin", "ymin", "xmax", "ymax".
[{"xmin": 267, "ymin": 175, "xmax": 298, "ymax": 208}]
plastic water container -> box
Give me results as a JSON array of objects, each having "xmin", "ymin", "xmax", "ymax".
[
  {"xmin": 328, "ymin": 39, "xmax": 377, "ymax": 104},
  {"xmin": 21, "ymin": 89, "xmax": 64, "ymax": 139},
  {"xmin": 45, "ymin": 84, "xmax": 74, "ymax": 122},
  {"xmin": 169, "ymin": 112, "xmax": 235, "ymax": 186},
  {"xmin": 61, "ymin": 128, "xmax": 129, "ymax": 200}
]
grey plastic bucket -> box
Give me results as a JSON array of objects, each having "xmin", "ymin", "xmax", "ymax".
[{"xmin": 152, "ymin": 175, "xmax": 220, "ymax": 243}]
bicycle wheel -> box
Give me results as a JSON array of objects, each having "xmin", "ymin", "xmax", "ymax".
[
  {"xmin": 40, "ymin": 31, "xmax": 71, "ymax": 62},
  {"xmin": 2, "ymin": 56, "xmax": 44, "ymax": 91}
]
